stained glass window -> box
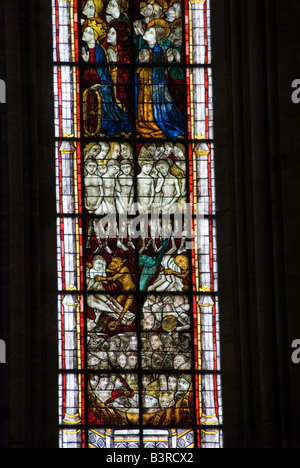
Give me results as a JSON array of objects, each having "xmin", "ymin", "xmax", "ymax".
[{"xmin": 52, "ymin": 0, "xmax": 222, "ymax": 449}]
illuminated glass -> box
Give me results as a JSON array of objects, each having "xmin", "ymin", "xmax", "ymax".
[{"xmin": 53, "ymin": 0, "xmax": 222, "ymax": 448}]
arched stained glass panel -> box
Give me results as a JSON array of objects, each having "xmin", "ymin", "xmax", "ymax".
[{"xmin": 52, "ymin": 0, "xmax": 222, "ymax": 448}]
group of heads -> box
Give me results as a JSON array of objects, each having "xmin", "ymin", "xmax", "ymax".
[
  {"xmin": 81, "ymin": 0, "xmax": 182, "ymax": 47},
  {"xmin": 138, "ymin": 142, "xmax": 185, "ymax": 175},
  {"xmin": 84, "ymin": 141, "xmax": 133, "ymax": 177}
]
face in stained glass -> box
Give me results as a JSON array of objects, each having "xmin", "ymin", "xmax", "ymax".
[
  {"xmin": 88, "ymin": 373, "xmax": 140, "ymax": 426},
  {"xmin": 87, "ymin": 330, "xmax": 138, "ymax": 370},
  {"xmin": 141, "ymin": 373, "xmax": 193, "ymax": 426},
  {"xmin": 141, "ymin": 294, "xmax": 192, "ymax": 371}
]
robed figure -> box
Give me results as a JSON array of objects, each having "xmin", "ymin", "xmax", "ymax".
[
  {"xmin": 135, "ymin": 19, "xmax": 185, "ymax": 139},
  {"xmin": 82, "ymin": 19, "xmax": 133, "ymax": 136}
]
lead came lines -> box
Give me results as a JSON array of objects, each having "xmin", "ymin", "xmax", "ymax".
[{"xmin": 53, "ymin": 0, "xmax": 222, "ymax": 448}]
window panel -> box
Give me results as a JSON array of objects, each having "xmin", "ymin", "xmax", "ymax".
[
  {"xmin": 53, "ymin": 66, "xmax": 80, "ymax": 138},
  {"xmin": 188, "ymin": 0, "xmax": 212, "ymax": 65},
  {"xmin": 53, "ymin": 0, "xmax": 222, "ymax": 449},
  {"xmin": 56, "ymin": 217, "xmax": 84, "ymax": 291},
  {"xmin": 56, "ymin": 141, "xmax": 83, "ymax": 215},
  {"xmin": 58, "ymin": 372, "xmax": 85, "ymax": 429},
  {"xmin": 88, "ymin": 373, "xmax": 140, "ymax": 426}
]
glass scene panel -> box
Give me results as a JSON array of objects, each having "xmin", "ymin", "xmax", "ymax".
[{"xmin": 53, "ymin": 0, "xmax": 223, "ymax": 448}]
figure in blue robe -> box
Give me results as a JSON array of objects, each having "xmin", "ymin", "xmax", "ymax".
[
  {"xmin": 152, "ymin": 43, "xmax": 185, "ymax": 138},
  {"xmin": 84, "ymin": 43, "xmax": 132, "ymax": 136},
  {"xmin": 135, "ymin": 43, "xmax": 185, "ymax": 139}
]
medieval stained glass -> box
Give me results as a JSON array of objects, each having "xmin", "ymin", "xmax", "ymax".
[{"xmin": 53, "ymin": 0, "xmax": 222, "ymax": 448}]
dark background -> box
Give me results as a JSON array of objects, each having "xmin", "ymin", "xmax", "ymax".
[{"xmin": 0, "ymin": 0, "xmax": 300, "ymax": 448}]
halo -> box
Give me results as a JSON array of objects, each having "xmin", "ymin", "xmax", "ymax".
[
  {"xmin": 146, "ymin": 18, "xmax": 171, "ymax": 41},
  {"xmin": 82, "ymin": 0, "xmax": 104, "ymax": 15},
  {"xmin": 170, "ymin": 17, "xmax": 182, "ymax": 30},
  {"xmin": 93, "ymin": 0, "xmax": 104, "ymax": 15},
  {"xmin": 108, "ymin": 18, "xmax": 131, "ymax": 42},
  {"xmin": 162, "ymin": 315, "xmax": 177, "ymax": 332}
]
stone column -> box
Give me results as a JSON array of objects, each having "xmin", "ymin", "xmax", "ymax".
[{"xmin": 55, "ymin": 0, "xmax": 82, "ymax": 448}]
